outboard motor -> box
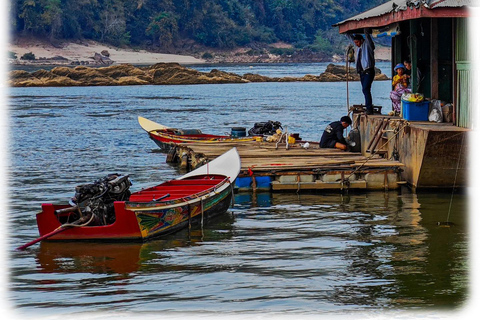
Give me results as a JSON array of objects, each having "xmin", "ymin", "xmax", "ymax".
[
  {"xmin": 247, "ymin": 120, "xmax": 282, "ymax": 136},
  {"xmin": 70, "ymin": 173, "xmax": 132, "ymax": 225}
]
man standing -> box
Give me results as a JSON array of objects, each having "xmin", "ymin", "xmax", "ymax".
[
  {"xmin": 348, "ymin": 29, "xmax": 376, "ymax": 115},
  {"xmin": 320, "ymin": 116, "xmax": 352, "ymax": 150}
]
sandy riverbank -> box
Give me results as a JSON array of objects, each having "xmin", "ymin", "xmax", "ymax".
[
  {"xmin": 9, "ymin": 38, "xmax": 205, "ymax": 65},
  {"xmin": 8, "ymin": 37, "xmax": 391, "ymax": 66}
]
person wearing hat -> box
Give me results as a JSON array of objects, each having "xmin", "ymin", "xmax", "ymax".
[
  {"xmin": 347, "ymin": 29, "xmax": 376, "ymax": 115},
  {"xmin": 390, "ymin": 63, "xmax": 412, "ymax": 115},
  {"xmin": 320, "ymin": 116, "xmax": 353, "ymax": 151}
]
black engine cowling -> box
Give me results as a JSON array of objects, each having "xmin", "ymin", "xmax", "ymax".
[
  {"xmin": 247, "ymin": 120, "xmax": 282, "ymax": 136},
  {"xmin": 70, "ymin": 173, "xmax": 132, "ymax": 225}
]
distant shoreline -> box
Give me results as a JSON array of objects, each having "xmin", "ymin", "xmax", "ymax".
[
  {"xmin": 9, "ymin": 38, "xmax": 205, "ymax": 66},
  {"xmin": 9, "ymin": 38, "xmax": 391, "ymax": 67}
]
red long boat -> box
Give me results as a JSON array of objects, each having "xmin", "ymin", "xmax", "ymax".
[
  {"xmin": 30, "ymin": 148, "xmax": 241, "ymax": 244},
  {"xmin": 138, "ymin": 116, "xmax": 257, "ymax": 151}
]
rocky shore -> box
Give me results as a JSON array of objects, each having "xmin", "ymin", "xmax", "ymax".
[{"xmin": 9, "ymin": 63, "xmax": 389, "ymax": 87}]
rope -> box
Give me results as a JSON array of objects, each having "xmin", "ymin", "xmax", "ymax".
[
  {"xmin": 345, "ymin": 120, "xmax": 408, "ymax": 182},
  {"xmin": 346, "ymin": 54, "xmax": 350, "ymax": 114},
  {"xmin": 201, "ymin": 199, "xmax": 204, "ymax": 229},
  {"xmin": 426, "ymin": 132, "xmax": 465, "ymax": 146},
  {"xmin": 446, "ymin": 133, "xmax": 465, "ymax": 223},
  {"xmin": 345, "ymin": 44, "xmax": 354, "ymax": 135},
  {"xmin": 230, "ymin": 182, "xmax": 235, "ymax": 207},
  {"xmin": 296, "ymin": 174, "xmax": 301, "ymax": 194},
  {"xmin": 59, "ymin": 212, "xmax": 95, "ymax": 228}
]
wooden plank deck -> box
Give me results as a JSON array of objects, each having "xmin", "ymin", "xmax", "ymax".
[
  {"xmin": 167, "ymin": 140, "xmax": 405, "ymax": 191},
  {"xmin": 172, "ymin": 141, "xmax": 404, "ymax": 172}
]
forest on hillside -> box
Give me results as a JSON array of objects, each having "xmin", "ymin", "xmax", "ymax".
[{"xmin": 10, "ymin": 0, "xmax": 386, "ymax": 55}]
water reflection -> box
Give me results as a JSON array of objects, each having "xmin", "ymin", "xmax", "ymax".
[
  {"xmin": 8, "ymin": 81, "xmax": 467, "ymax": 313},
  {"xmin": 12, "ymin": 189, "xmax": 467, "ymax": 312},
  {"xmin": 233, "ymin": 190, "xmax": 467, "ymax": 309},
  {"xmin": 36, "ymin": 242, "xmax": 145, "ymax": 274},
  {"xmin": 34, "ymin": 213, "xmax": 236, "ymax": 275}
]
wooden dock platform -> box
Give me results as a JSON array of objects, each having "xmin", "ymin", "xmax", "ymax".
[{"xmin": 166, "ymin": 140, "xmax": 405, "ymax": 191}]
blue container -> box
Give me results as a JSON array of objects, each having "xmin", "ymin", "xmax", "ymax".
[
  {"xmin": 231, "ymin": 127, "xmax": 246, "ymax": 137},
  {"xmin": 235, "ymin": 177, "xmax": 252, "ymax": 189},
  {"xmin": 255, "ymin": 176, "xmax": 272, "ymax": 190},
  {"xmin": 402, "ymin": 100, "xmax": 430, "ymax": 121}
]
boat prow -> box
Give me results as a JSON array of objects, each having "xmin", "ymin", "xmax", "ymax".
[
  {"xmin": 178, "ymin": 147, "xmax": 241, "ymax": 183},
  {"xmin": 138, "ymin": 116, "xmax": 170, "ymax": 132}
]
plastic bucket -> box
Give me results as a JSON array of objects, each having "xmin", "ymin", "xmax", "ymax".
[{"xmin": 231, "ymin": 127, "xmax": 246, "ymax": 137}]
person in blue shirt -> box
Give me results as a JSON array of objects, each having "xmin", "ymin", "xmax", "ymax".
[
  {"xmin": 347, "ymin": 29, "xmax": 376, "ymax": 115},
  {"xmin": 320, "ymin": 116, "xmax": 352, "ymax": 150}
]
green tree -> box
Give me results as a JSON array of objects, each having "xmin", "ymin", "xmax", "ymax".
[
  {"xmin": 146, "ymin": 12, "xmax": 179, "ymax": 48},
  {"xmin": 41, "ymin": 0, "xmax": 63, "ymax": 40},
  {"xmin": 98, "ymin": 0, "xmax": 130, "ymax": 45},
  {"xmin": 18, "ymin": 0, "xmax": 42, "ymax": 34},
  {"xmin": 10, "ymin": 0, "xmax": 390, "ymax": 53}
]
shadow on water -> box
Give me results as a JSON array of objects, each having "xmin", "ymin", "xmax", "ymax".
[{"xmin": 32, "ymin": 212, "xmax": 236, "ymax": 275}]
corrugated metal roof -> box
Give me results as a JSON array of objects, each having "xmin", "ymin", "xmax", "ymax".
[
  {"xmin": 333, "ymin": 1, "xmax": 412, "ymax": 26},
  {"xmin": 333, "ymin": 0, "xmax": 471, "ymax": 26},
  {"xmin": 428, "ymin": 0, "xmax": 472, "ymax": 8}
]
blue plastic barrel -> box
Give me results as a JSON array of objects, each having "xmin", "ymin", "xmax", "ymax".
[
  {"xmin": 235, "ymin": 177, "xmax": 252, "ymax": 189},
  {"xmin": 255, "ymin": 176, "xmax": 272, "ymax": 190},
  {"xmin": 231, "ymin": 127, "xmax": 246, "ymax": 137}
]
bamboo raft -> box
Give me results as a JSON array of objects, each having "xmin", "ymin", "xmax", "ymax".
[{"xmin": 166, "ymin": 140, "xmax": 405, "ymax": 191}]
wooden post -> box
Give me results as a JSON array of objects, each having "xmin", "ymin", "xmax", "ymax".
[
  {"xmin": 410, "ymin": 20, "xmax": 418, "ymax": 92},
  {"xmin": 431, "ymin": 19, "xmax": 439, "ymax": 99}
]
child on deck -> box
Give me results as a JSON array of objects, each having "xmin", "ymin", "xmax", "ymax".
[{"xmin": 390, "ymin": 63, "xmax": 411, "ymax": 115}]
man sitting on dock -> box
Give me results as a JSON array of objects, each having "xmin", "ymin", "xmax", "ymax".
[{"xmin": 320, "ymin": 116, "xmax": 352, "ymax": 151}]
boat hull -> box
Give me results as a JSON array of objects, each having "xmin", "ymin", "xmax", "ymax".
[
  {"xmin": 148, "ymin": 131, "xmax": 255, "ymax": 151},
  {"xmin": 139, "ymin": 116, "xmax": 256, "ymax": 151},
  {"xmin": 36, "ymin": 184, "xmax": 233, "ymax": 241},
  {"xmin": 129, "ymin": 186, "xmax": 233, "ymax": 240},
  {"xmin": 148, "ymin": 131, "xmax": 232, "ymax": 151},
  {"xmin": 35, "ymin": 148, "xmax": 240, "ymax": 242}
]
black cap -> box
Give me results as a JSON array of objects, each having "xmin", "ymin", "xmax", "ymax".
[
  {"xmin": 341, "ymin": 116, "xmax": 352, "ymax": 125},
  {"xmin": 353, "ymin": 34, "xmax": 364, "ymax": 41}
]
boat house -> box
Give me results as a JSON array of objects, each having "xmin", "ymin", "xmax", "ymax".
[
  {"xmin": 150, "ymin": 1, "xmax": 472, "ymax": 192},
  {"xmin": 333, "ymin": 0, "xmax": 471, "ymax": 188}
]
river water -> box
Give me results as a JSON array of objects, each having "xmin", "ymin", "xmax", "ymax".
[{"xmin": 6, "ymin": 63, "xmax": 469, "ymax": 318}]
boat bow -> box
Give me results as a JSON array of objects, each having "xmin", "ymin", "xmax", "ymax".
[{"xmin": 178, "ymin": 147, "xmax": 241, "ymax": 184}]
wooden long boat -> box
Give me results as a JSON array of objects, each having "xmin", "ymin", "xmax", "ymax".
[
  {"xmin": 138, "ymin": 116, "xmax": 257, "ymax": 151},
  {"xmin": 33, "ymin": 148, "xmax": 241, "ymax": 242}
]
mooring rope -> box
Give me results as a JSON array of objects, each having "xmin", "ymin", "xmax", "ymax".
[
  {"xmin": 344, "ymin": 119, "xmax": 408, "ymax": 183},
  {"xmin": 446, "ymin": 132, "xmax": 465, "ymax": 223},
  {"xmin": 230, "ymin": 182, "xmax": 235, "ymax": 207},
  {"xmin": 201, "ymin": 199, "xmax": 204, "ymax": 229},
  {"xmin": 57, "ymin": 212, "xmax": 95, "ymax": 229}
]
